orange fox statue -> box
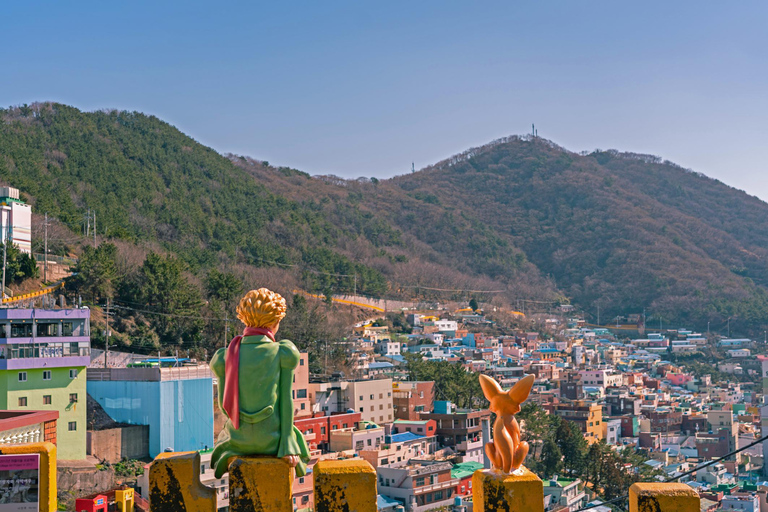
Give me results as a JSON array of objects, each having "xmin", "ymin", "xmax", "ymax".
[{"xmin": 479, "ymin": 373, "xmax": 535, "ymax": 473}]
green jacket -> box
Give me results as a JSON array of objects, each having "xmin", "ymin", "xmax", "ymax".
[{"xmin": 210, "ymin": 335, "xmax": 310, "ymax": 479}]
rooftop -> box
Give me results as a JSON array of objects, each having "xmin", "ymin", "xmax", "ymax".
[
  {"xmin": 451, "ymin": 461, "xmax": 483, "ymax": 480},
  {"xmin": 390, "ymin": 432, "xmax": 425, "ymax": 443}
]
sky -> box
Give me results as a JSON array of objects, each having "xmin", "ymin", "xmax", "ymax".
[{"xmin": 2, "ymin": 1, "xmax": 768, "ymax": 198}]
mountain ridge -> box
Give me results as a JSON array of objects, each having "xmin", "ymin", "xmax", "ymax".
[{"xmin": 2, "ymin": 102, "xmax": 767, "ymax": 336}]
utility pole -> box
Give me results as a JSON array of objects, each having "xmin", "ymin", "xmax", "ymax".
[
  {"xmin": 104, "ymin": 298, "xmax": 110, "ymax": 368},
  {"xmin": 93, "ymin": 210, "xmax": 96, "ymax": 245},
  {"xmin": 224, "ymin": 314, "xmax": 229, "ymax": 347},
  {"xmin": 86, "ymin": 208, "xmax": 90, "ymax": 237},
  {"xmin": 727, "ymin": 318, "xmax": 731, "ymax": 338},
  {"xmin": 597, "ymin": 304, "xmax": 600, "ymax": 326},
  {"xmin": 1, "ymin": 210, "xmax": 7, "ymax": 299},
  {"xmin": 43, "ymin": 213, "xmax": 48, "ymax": 283},
  {"xmin": 353, "ymin": 274, "xmax": 357, "ymax": 297}
]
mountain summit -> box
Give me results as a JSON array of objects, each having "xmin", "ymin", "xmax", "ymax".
[{"xmin": 2, "ymin": 103, "xmax": 766, "ymax": 333}]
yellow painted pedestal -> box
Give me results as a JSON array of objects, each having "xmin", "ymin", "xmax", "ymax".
[
  {"xmin": 314, "ymin": 459, "xmax": 377, "ymax": 512},
  {"xmin": 629, "ymin": 483, "xmax": 700, "ymax": 512},
  {"xmin": 228, "ymin": 457, "xmax": 294, "ymax": 512},
  {"xmin": 472, "ymin": 466, "xmax": 544, "ymax": 512},
  {"xmin": 149, "ymin": 451, "xmax": 217, "ymax": 512}
]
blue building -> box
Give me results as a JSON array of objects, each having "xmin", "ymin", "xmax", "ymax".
[{"xmin": 87, "ymin": 364, "xmax": 214, "ymax": 457}]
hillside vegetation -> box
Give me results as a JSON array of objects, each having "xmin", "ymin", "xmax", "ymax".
[{"xmin": 1, "ymin": 102, "xmax": 767, "ymax": 342}]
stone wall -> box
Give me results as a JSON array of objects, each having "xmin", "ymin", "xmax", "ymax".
[{"xmin": 87, "ymin": 425, "xmax": 149, "ymax": 463}]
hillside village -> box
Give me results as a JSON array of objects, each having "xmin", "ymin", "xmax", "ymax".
[{"xmin": 3, "ymin": 269, "xmax": 768, "ymax": 511}]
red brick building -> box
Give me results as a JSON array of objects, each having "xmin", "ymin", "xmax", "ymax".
[
  {"xmin": 295, "ymin": 411, "xmax": 361, "ymax": 451},
  {"xmin": 392, "ymin": 381, "xmax": 435, "ymax": 420}
]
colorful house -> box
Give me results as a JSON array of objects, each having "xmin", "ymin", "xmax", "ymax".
[{"xmin": 0, "ymin": 307, "xmax": 90, "ymax": 459}]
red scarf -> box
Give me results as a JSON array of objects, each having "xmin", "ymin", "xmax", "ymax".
[{"xmin": 222, "ymin": 326, "xmax": 276, "ymax": 429}]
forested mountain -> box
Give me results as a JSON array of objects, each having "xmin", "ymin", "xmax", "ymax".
[{"xmin": 2, "ymin": 102, "xmax": 767, "ymax": 339}]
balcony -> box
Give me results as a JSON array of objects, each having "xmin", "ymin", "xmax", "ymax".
[
  {"xmin": 0, "ymin": 341, "xmax": 91, "ymax": 369},
  {"xmin": 414, "ymin": 478, "xmax": 459, "ymax": 495},
  {"xmin": 457, "ymin": 439, "xmax": 483, "ymax": 452}
]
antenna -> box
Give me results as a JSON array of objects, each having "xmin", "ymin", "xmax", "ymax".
[
  {"xmin": 411, "ymin": 162, "xmax": 415, "ymax": 173},
  {"xmin": 532, "ymin": 124, "xmax": 535, "ymax": 137}
]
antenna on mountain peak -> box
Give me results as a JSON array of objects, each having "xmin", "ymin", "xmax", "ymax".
[
  {"xmin": 411, "ymin": 162, "xmax": 415, "ymax": 173},
  {"xmin": 532, "ymin": 124, "xmax": 535, "ymax": 137}
]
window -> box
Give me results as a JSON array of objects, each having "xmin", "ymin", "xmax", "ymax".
[
  {"xmin": 69, "ymin": 369, "xmax": 78, "ymax": 379},
  {"xmin": 18, "ymin": 397, "xmax": 27, "ymax": 406},
  {"xmin": 388, "ymin": 391, "xmax": 391, "ymax": 397},
  {"xmin": 43, "ymin": 370, "xmax": 51, "ymax": 381},
  {"xmin": 435, "ymin": 490, "xmax": 443, "ymax": 500},
  {"xmin": 18, "ymin": 372, "xmax": 27, "ymax": 382},
  {"xmin": 296, "ymin": 389, "xmax": 307, "ymax": 399},
  {"xmin": 379, "ymin": 404, "xmax": 383, "ymax": 410},
  {"xmin": 68, "ymin": 422, "xmax": 77, "ymax": 431},
  {"xmin": 367, "ymin": 438, "xmax": 372, "ymax": 446},
  {"xmin": 379, "ymin": 393, "xmax": 383, "ymax": 399},
  {"xmin": 370, "ymin": 406, "xmax": 374, "ymax": 412},
  {"xmin": 69, "ymin": 393, "xmax": 78, "ymax": 403},
  {"xmin": 321, "ymin": 427, "xmax": 326, "ymax": 435},
  {"xmin": 299, "ymin": 477, "xmax": 305, "ymax": 484},
  {"xmin": 43, "ymin": 395, "xmax": 52, "ymax": 405},
  {"xmin": 300, "ymin": 358, "xmax": 304, "ymax": 366},
  {"xmin": 370, "ymin": 394, "xmax": 374, "ymax": 400},
  {"xmin": 415, "ymin": 477, "xmax": 425, "ymax": 487},
  {"xmin": 359, "ymin": 395, "xmax": 363, "ymax": 401},
  {"xmin": 37, "ymin": 323, "xmax": 57, "ymax": 337},
  {"xmin": 302, "ymin": 496, "xmax": 309, "ymax": 504},
  {"xmin": 300, "ymin": 403, "xmax": 305, "ymax": 410},
  {"xmin": 62, "ymin": 322, "xmax": 74, "ymax": 336},
  {"xmin": 11, "ymin": 323, "xmax": 32, "ymax": 338},
  {"xmin": 380, "ymin": 416, "xmax": 384, "ymax": 422},
  {"xmin": 359, "ymin": 407, "xmax": 364, "ymax": 413}
]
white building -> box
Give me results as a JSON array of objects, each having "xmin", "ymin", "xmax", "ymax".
[
  {"xmin": 721, "ymin": 494, "xmax": 760, "ymax": 512},
  {"xmin": 579, "ymin": 369, "xmax": 623, "ymax": 388},
  {"xmin": 0, "ymin": 187, "xmax": 32, "ymax": 254}
]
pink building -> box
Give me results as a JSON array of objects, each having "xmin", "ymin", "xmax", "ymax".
[
  {"xmin": 666, "ymin": 373, "xmax": 693, "ymax": 386},
  {"xmin": 293, "ymin": 352, "xmax": 311, "ymax": 418}
]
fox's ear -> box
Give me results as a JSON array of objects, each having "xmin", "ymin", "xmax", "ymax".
[
  {"xmin": 508, "ymin": 374, "xmax": 535, "ymax": 404},
  {"xmin": 479, "ymin": 374, "xmax": 504, "ymax": 401}
]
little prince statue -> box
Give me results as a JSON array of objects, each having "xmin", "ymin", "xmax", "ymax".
[{"xmin": 210, "ymin": 288, "xmax": 310, "ymax": 478}]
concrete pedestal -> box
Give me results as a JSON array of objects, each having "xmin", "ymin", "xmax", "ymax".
[
  {"xmin": 228, "ymin": 457, "xmax": 294, "ymax": 512},
  {"xmin": 472, "ymin": 466, "xmax": 544, "ymax": 512}
]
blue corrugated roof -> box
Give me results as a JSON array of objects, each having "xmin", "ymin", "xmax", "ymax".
[
  {"xmin": 368, "ymin": 362, "xmax": 394, "ymax": 369},
  {"xmin": 390, "ymin": 431, "xmax": 425, "ymax": 443}
]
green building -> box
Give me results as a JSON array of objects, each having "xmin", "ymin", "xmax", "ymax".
[{"xmin": 0, "ymin": 308, "xmax": 91, "ymax": 460}]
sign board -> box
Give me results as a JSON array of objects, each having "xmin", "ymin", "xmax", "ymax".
[{"xmin": 0, "ymin": 454, "xmax": 39, "ymax": 511}]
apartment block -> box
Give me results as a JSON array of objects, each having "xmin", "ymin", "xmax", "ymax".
[
  {"xmin": 309, "ymin": 378, "xmax": 394, "ymax": 424},
  {"xmin": 0, "ymin": 308, "xmax": 91, "ymax": 459}
]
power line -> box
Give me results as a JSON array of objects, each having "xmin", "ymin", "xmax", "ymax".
[{"xmin": 572, "ymin": 432, "xmax": 768, "ymax": 512}]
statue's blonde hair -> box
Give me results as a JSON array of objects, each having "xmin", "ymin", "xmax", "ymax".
[{"xmin": 236, "ymin": 288, "xmax": 287, "ymax": 328}]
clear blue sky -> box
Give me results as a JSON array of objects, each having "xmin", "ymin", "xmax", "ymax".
[{"xmin": 3, "ymin": 1, "xmax": 767, "ymax": 198}]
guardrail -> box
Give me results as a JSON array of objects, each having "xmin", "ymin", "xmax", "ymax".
[{"xmin": 2, "ymin": 281, "xmax": 64, "ymax": 304}]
